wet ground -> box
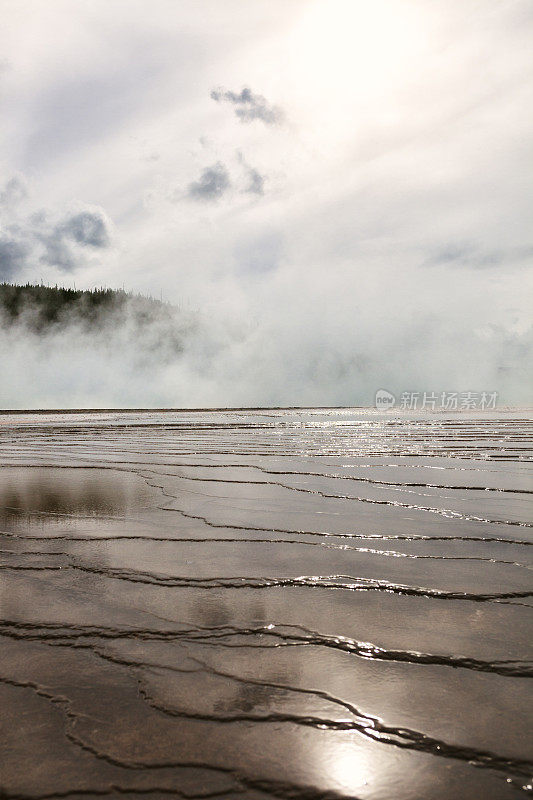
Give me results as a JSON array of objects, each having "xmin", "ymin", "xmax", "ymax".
[{"xmin": 0, "ymin": 408, "xmax": 532, "ymax": 800}]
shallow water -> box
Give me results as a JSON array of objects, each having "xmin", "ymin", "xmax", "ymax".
[{"xmin": 0, "ymin": 408, "xmax": 532, "ymax": 799}]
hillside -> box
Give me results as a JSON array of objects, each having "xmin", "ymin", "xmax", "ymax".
[{"xmin": 0, "ymin": 283, "xmax": 172, "ymax": 332}]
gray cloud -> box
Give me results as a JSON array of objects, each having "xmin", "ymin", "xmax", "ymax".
[
  {"xmin": 235, "ymin": 151, "xmax": 266, "ymax": 196},
  {"xmin": 39, "ymin": 233, "xmax": 79, "ymax": 272},
  {"xmin": 0, "ymin": 180, "xmax": 113, "ymax": 276},
  {"xmin": 0, "ymin": 238, "xmax": 30, "ymax": 281},
  {"xmin": 0, "ymin": 175, "xmax": 28, "ymax": 207},
  {"xmin": 430, "ymin": 242, "xmax": 533, "ymax": 270},
  {"xmin": 182, "ymin": 155, "xmax": 266, "ymax": 203},
  {"xmin": 210, "ymin": 86, "xmax": 284, "ymax": 125},
  {"xmin": 187, "ymin": 162, "xmax": 230, "ymax": 201},
  {"xmin": 244, "ymin": 166, "xmax": 265, "ymax": 195},
  {"xmin": 59, "ymin": 210, "xmax": 111, "ymax": 248},
  {"xmin": 39, "ymin": 210, "xmax": 112, "ymax": 270}
]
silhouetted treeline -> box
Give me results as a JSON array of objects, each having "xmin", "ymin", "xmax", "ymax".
[{"xmin": 0, "ymin": 283, "xmax": 172, "ymax": 332}]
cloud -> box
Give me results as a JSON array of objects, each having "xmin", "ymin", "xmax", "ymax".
[
  {"xmin": 186, "ymin": 162, "xmax": 231, "ymax": 201},
  {"xmin": 0, "ymin": 238, "xmax": 30, "ymax": 281},
  {"xmin": 210, "ymin": 86, "xmax": 284, "ymax": 125},
  {"xmin": 235, "ymin": 151, "xmax": 266, "ymax": 195},
  {"xmin": 59, "ymin": 210, "xmax": 111, "ymax": 248},
  {"xmin": 429, "ymin": 242, "xmax": 533, "ymax": 270},
  {"xmin": 180, "ymin": 155, "xmax": 266, "ymax": 203},
  {"xmin": 39, "ymin": 235, "xmax": 76, "ymax": 271},
  {"xmin": 243, "ymin": 165, "xmax": 265, "ymax": 195},
  {"xmin": 0, "ymin": 175, "xmax": 113, "ymax": 276},
  {"xmin": 0, "ymin": 175, "xmax": 28, "ymax": 207},
  {"xmin": 39, "ymin": 210, "xmax": 112, "ymax": 271},
  {"xmin": 234, "ymin": 230, "xmax": 282, "ymax": 273},
  {"xmin": 1, "ymin": 1, "xmax": 532, "ymax": 405}
]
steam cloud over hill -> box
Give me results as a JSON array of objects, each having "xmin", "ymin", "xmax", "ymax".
[
  {"xmin": 0, "ymin": 284, "xmax": 197, "ymax": 407},
  {"xmin": 0, "ymin": 283, "xmax": 531, "ymax": 409}
]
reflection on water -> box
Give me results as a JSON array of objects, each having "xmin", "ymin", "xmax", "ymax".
[
  {"xmin": 0, "ymin": 467, "xmax": 155, "ymax": 529},
  {"xmin": 0, "ymin": 410, "xmax": 532, "ymax": 800}
]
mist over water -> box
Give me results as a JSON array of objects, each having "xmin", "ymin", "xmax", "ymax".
[
  {"xmin": 0, "ymin": 0, "xmax": 532, "ymax": 409},
  {"xmin": 0, "ymin": 283, "xmax": 531, "ymax": 408}
]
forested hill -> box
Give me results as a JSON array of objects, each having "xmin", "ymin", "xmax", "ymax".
[{"xmin": 0, "ymin": 283, "xmax": 172, "ymax": 331}]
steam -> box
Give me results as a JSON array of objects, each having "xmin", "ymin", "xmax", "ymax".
[
  {"xmin": 0, "ymin": 275, "xmax": 531, "ymax": 409},
  {"xmin": 0, "ymin": 2, "xmax": 531, "ymax": 409}
]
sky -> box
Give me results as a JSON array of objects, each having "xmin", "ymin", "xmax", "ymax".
[{"xmin": 0, "ymin": 0, "xmax": 532, "ymax": 407}]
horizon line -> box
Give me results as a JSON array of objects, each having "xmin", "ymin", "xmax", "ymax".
[{"xmin": 0, "ymin": 406, "xmax": 529, "ymax": 415}]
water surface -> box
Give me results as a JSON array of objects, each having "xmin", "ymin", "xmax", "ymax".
[{"xmin": 0, "ymin": 408, "xmax": 532, "ymax": 799}]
